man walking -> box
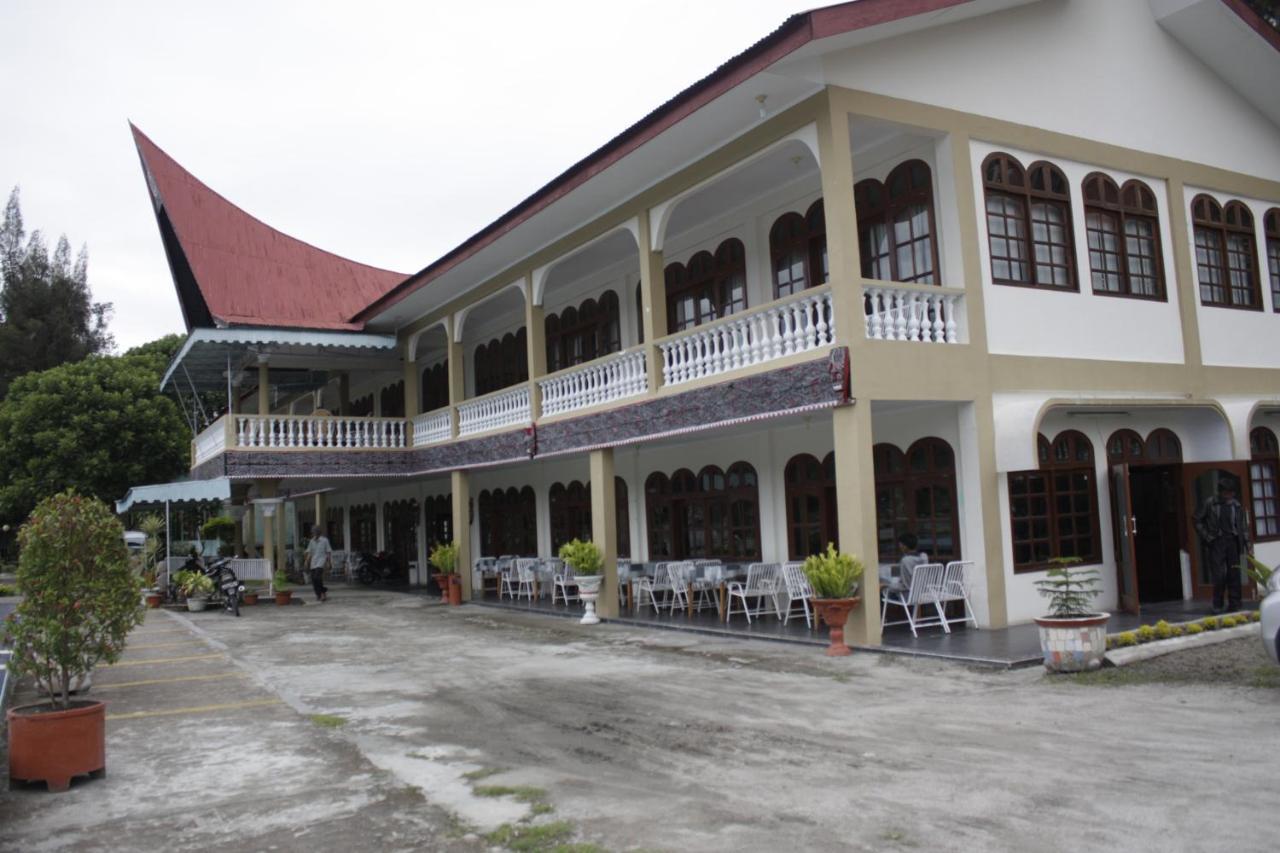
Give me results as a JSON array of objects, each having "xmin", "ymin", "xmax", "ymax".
[
  {"xmin": 306, "ymin": 524, "xmax": 331, "ymax": 602},
  {"xmin": 1193, "ymin": 478, "xmax": 1250, "ymax": 613}
]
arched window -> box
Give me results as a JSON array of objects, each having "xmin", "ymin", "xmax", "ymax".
[
  {"xmin": 1265, "ymin": 208, "xmax": 1279, "ymax": 312},
  {"xmin": 1083, "ymin": 174, "xmax": 1164, "ymax": 299},
  {"xmin": 420, "ymin": 361, "xmax": 449, "ymax": 412},
  {"xmin": 1192, "ymin": 195, "xmax": 1261, "ymax": 309},
  {"xmin": 665, "ymin": 238, "xmax": 747, "ymax": 333},
  {"xmin": 983, "ymin": 153, "xmax": 1076, "ymax": 290},
  {"xmin": 785, "ymin": 452, "xmax": 838, "ymax": 558},
  {"xmin": 770, "ymin": 198, "xmax": 828, "ymax": 298},
  {"xmin": 1008, "ymin": 431, "xmax": 1100, "ymax": 571},
  {"xmin": 643, "ymin": 462, "xmax": 760, "ymax": 560},
  {"xmin": 382, "ymin": 498, "xmax": 419, "ymax": 573},
  {"xmin": 545, "ymin": 291, "xmax": 622, "ymax": 372},
  {"xmin": 855, "ymin": 161, "xmax": 938, "ymax": 285},
  {"xmin": 473, "ymin": 328, "xmax": 529, "ymax": 396},
  {"xmin": 349, "ymin": 393, "xmax": 374, "ymax": 418},
  {"xmin": 348, "ymin": 503, "xmax": 378, "ymax": 553},
  {"xmin": 549, "ymin": 481, "xmax": 592, "ymax": 553},
  {"xmin": 380, "ymin": 380, "xmax": 405, "ymax": 418},
  {"xmin": 423, "ymin": 494, "xmax": 452, "ymax": 548},
  {"xmin": 635, "ymin": 282, "xmax": 645, "ymax": 344},
  {"xmin": 325, "ymin": 506, "xmax": 346, "ymax": 549},
  {"xmin": 873, "ymin": 439, "xmax": 960, "ymax": 563},
  {"xmin": 1144, "ymin": 428, "xmax": 1182, "ymax": 463},
  {"xmin": 1106, "ymin": 429, "xmax": 1146, "ymax": 464},
  {"xmin": 479, "ymin": 486, "xmax": 537, "ymax": 556},
  {"xmin": 1250, "ymin": 427, "xmax": 1278, "ymax": 541}
]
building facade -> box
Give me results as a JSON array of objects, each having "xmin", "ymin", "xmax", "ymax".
[{"xmin": 136, "ymin": 0, "xmax": 1280, "ymax": 644}]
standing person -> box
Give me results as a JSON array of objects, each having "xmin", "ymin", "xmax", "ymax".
[
  {"xmin": 306, "ymin": 524, "xmax": 331, "ymax": 602},
  {"xmin": 1193, "ymin": 478, "xmax": 1250, "ymax": 613}
]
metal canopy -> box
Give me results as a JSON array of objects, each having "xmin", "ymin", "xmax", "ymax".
[
  {"xmin": 115, "ymin": 477, "xmax": 232, "ymax": 514},
  {"xmin": 161, "ymin": 327, "xmax": 400, "ymax": 393}
]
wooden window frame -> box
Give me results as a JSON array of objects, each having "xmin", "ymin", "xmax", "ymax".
[
  {"xmin": 664, "ymin": 238, "xmax": 748, "ymax": 335},
  {"xmin": 379, "ymin": 380, "xmax": 405, "ymax": 418},
  {"xmin": 784, "ymin": 451, "xmax": 838, "ymax": 559},
  {"xmin": 423, "ymin": 494, "xmax": 452, "ymax": 549},
  {"xmin": 473, "ymin": 328, "xmax": 529, "ymax": 396},
  {"xmin": 1251, "ymin": 427, "xmax": 1280, "ymax": 542},
  {"xmin": 545, "ymin": 291, "xmax": 621, "ymax": 374},
  {"xmin": 769, "ymin": 199, "xmax": 828, "ymax": 299},
  {"xmin": 1192, "ymin": 194, "xmax": 1262, "ymax": 311},
  {"xmin": 479, "ymin": 486, "xmax": 537, "ymax": 557},
  {"xmin": 855, "ymin": 160, "xmax": 940, "ymax": 285},
  {"xmin": 982, "ymin": 153, "xmax": 1078, "ymax": 292},
  {"xmin": 1009, "ymin": 431, "xmax": 1101, "ymax": 573},
  {"xmin": 420, "ymin": 361, "xmax": 449, "ymax": 413},
  {"xmin": 873, "ymin": 438, "xmax": 961, "ymax": 563},
  {"xmin": 1265, "ymin": 208, "xmax": 1280, "ymax": 313},
  {"xmin": 643, "ymin": 462, "xmax": 761, "ymax": 561},
  {"xmin": 348, "ymin": 503, "xmax": 378, "ymax": 554},
  {"xmin": 1082, "ymin": 173, "xmax": 1166, "ymax": 301}
]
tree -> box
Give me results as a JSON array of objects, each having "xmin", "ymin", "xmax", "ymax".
[
  {"xmin": 0, "ymin": 340, "xmax": 189, "ymax": 529},
  {"xmin": 0, "ymin": 187, "xmax": 114, "ymax": 399}
]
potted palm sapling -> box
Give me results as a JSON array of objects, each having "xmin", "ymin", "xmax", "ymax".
[
  {"xmin": 4, "ymin": 491, "xmax": 144, "ymax": 791},
  {"xmin": 1034, "ymin": 556, "xmax": 1109, "ymax": 672},
  {"xmin": 176, "ymin": 570, "xmax": 214, "ymax": 612},
  {"xmin": 137, "ymin": 514, "xmax": 166, "ymax": 608},
  {"xmin": 558, "ymin": 538, "xmax": 603, "ymax": 625},
  {"xmin": 429, "ymin": 541, "xmax": 462, "ymax": 606},
  {"xmin": 802, "ymin": 543, "xmax": 865, "ymax": 656}
]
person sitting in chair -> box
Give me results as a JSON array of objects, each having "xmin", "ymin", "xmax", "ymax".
[{"xmin": 880, "ymin": 532, "xmax": 928, "ymax": 592}]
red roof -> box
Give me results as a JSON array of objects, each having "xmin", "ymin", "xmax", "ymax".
[{"xmin": 131, "ymin": 124, "xmax": 407, "ymax": 332}]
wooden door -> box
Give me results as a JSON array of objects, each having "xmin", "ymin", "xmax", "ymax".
[
  {"xmin": 1182, "ymin": 462, "xmax": 1253, "ymax": 601},
  {"xmin": 1110, "ymin": 463, "xmax": 1140, "ymax": 614}
]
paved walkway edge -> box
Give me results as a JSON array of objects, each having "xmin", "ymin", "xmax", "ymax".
[{"xmin": 1105, "ymin": 623, "xmax": 1260, "ymax": 667}]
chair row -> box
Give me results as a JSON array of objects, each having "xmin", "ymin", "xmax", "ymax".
[{"xmin": 880, "ymin": 560, "xmax": 976, "ymax": 637}]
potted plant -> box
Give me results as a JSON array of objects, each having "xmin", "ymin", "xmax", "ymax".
[
  {"xmin": 201, "ymin": 515, "xmax": 237, "ymax": 559},
  {"xmin": 4, "ymin": 491, "xmax": 144, "ymax": 791},
  {"xmin": 558, "ymin": 538, "xmax": 603, "ymax": 625},
  {"xmin": 273, "ymin": 570, "xmax": 293, "ymax": 606},
  {"xmin": 1033, "ymin": 556, "xmax": 1108, "ymax": 672},
  {"xmin": 429, "ymin": 541, "xmax": 462, "ymax": 606},
  {"xmin": 138, "ymin": 513, "xmax": 165, "ymax": 607},
  {"xmin": 176, "ymin": 570, "xmax": 214, "ymax": 612},
  {"xmin": 801, "ymin": 544, "xmax": 865, "ymax": 656},
  {"xmin": 241, "ymin": 582, "xmax": 261, "ymax": 607}
]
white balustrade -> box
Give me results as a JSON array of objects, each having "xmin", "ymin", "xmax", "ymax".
[
  {"xmin": 235, "ymin": 414, "xmax": 408, "ymax": 450},
  {"xmin": 539, "ymin": 350, "xmax": 648, "ymax": 417},
  {"xmin": 193, "ymin": 418, "xmax": 228, "ymax": 465},
  {"xmin": 658, "ymin": 288, "xmax": 834, "ymax": 388},
  {"xmin": 862, "ymin": 285, "xmax": 962, "ymax": 344},
  {"xmin": 457, "ymin": 385, "xmax": 531, "ymax": 437},
  {"xmin": 411, "ymin": 409, "xmax": 453, "ymax": 447}
]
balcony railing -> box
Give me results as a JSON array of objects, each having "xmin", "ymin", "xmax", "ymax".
[
  {"xmin": 236, "ymin": 414, "xmax": 408, "ymax": 449},
  {"xmin": 457, "ymin": 385, "xmax": 531, "ymax": 437},
  {"xmin": 862, "ymin": 283, "xmax": 963, "ymax": 344},
  {"xmin": 192, "ymin": 419, "xmax": 228, "ymax": 466},
  {"xmin": 658, "ymin": 287, "xmax": 834, "ymax": 388},
  {"xmin": 539, "ymin": 348, "xmax": 648, "ymax": 417},
  {"xmin": 411, "ymin": 409, "xmax": 452, "ymax": 446}
]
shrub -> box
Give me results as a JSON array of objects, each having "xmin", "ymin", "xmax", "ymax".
[
  {"xmin": 1034, "ymin": 557, "xmax": 1101, "ymax": 617},
  {"xmin": 1201, "ymin": 616, "xmax": 1220, "ymax": 631},
  {"xmin": 1221, "ymin": 615, "xmax": 1237, "ymax": 628},
  {"xmin": 1154, "ymin": 620, "xmax": 1172, "ymax": 640},
  {"xmin": 1112, "ymin": 632, "xmax": 1138, "ymax": 647},
  {"xmin": 801, "ymin": 543, "xmax": 865, "ymax": 599},
  {"xmin": 1136, "ymin": 624, "xmax": 1156, "ymax": 643},
  {"xmin": 177, "ymin": 570, "xmax": 214, "ymax": 597},
  {"xmin": 1169, "ymin": 625, "xmax": 1184, "ymax": 638},
  {"xmin": 0, "ymin": 583, "xmax": 16, "ymax": 596},
  {"xmin": 4, "ymin": 491, "xmax": 144, "ymax": 708},
  {"xmin": 201, "ymin": 516, "xmax": 236, "ymax": 543},
  {"xmin": 429, "ymin": 541, "xmax": 459, "ymax": 575},
  {"xmin": 558, "ymin": 539, "xmax": 602, "ymax": 576},
  {"xmin": 1248, "ymin": 611, "xmax": 1261, "ymax": 623},
  {"xmin": 273, "ymin": 570, "xmax": 291, "ymax": 591},
  {"xmin": 1185, "ymin": 623, "xmax": 1203, "ymax": 635}
]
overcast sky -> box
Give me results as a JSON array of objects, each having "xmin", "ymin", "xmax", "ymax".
[{"xmin": 1, "ymin": 0, "xmax": 816, "ymax": 350}]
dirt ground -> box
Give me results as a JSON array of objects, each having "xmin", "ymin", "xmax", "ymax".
[
  {"xmin": 1074, "ymin": 637, "xmax": 1280, "ymax": 689},
  {"xmin": 2, "ymin": 589, "xmax": 1276, "ymax": 852}
]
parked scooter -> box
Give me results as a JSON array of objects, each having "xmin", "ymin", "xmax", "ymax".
[
  {"xmin": 171, "ymin": 554, "xmax": 244, "ymax": 616},
  {"xmin": 356, "ymin": 551, "xmax": 399, "ymax": 585}
]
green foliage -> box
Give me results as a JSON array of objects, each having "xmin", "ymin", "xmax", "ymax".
[
  {"xmin": 1248, "ymin": 611, "xmax": 1262, "ymax": 623},
  {"xmin": 0, "ymin": 340, "xmax": 189, "ymax": 528},
  {"xmin": 429, "ymin": 540, "xmax": 459, "ymax": 574},
  {"xmin": 1221, "ymin": 615, "xmax": 1239, "ymax": 628},
  {"xmin": 1169, "ymin": 625, "xmax": 1184, "ymax": 638},
  {"xmin": 0, "ymin": 583, "xmax": 16, "ymax": 596},
  {"xmin": 309, "ymin": 714, "xmax": 347, "ymax": 728},
  {"xmin": 1185, "ymin": 623, "xmax": 1203, "ymax": 635},
  {"xmin": 1034, "ymin": 557, "xmax": 1101, "ymax": 618},
  {"xmin": 1113, "ymin": 631, "xmax": 1137, "ymax": 647},
  {"xmin": 272, "ymin": 570, "xmax": 291, "ymax": 592},
  {"xmin": 1245, "ymin": 555, "xmax": 1274, "ymax": 588},
  {"xmin": 1201, "ymin": 616, "xmax": 1220, "ymax": 631},
  {"xmin": 3, "ymin": 491, "xmax": 143, "ymax": 709},
  {"xmin": 201, "ymin": 516, "xmax": 236, "ymax": 542},
  {"xmin": 1154, "ymin": 620, "xmax": 1172, "ymax": 640},
  {"xmin": 174, "ymin": 569, "xmax": 213, "ymax": 597},
  {"xmin": 801, "ymin": 543, "xmax": 864, "ymax": 599},
  {"xmin": 137, "ymin": 513, "xmax": 165, "ymax": 587},
  {"xmin": 557, "ymin": 538, "xmax": 602, "ymax": 576},
  {"xmin": 1136, "ymin": 624, "xmax": 1156, "ymax": 643},
  {"xmin": 0, "ymin": 187, "xmax": 113, "ymax": 400}
]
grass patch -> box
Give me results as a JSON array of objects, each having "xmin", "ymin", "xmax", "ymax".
[
  {"xmin": 474, "ymin": 784, "xmax": 548, "ymax": 803},
  {"xmin": 484, "ymin": 821, "xmax": 603, "ymax": 853},
  {"xmin": 529, "ymin": 802, "xmax": 554, "ymax": 817},
  {"xmin": 462, "ymin": 766, "xmax": 504, "ymax": 781},
  {"xmin": 0, "ymin": 583, "xmax": 17, "ymax": 596},
  {"xmin": 309, "ymin": 714, "xmax": 348, "ymax": 728}
]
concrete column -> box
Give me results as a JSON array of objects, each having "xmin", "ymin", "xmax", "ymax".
[
  {"xmin": 636, "ymin": 212, "xmax": 666, "ymax": 393},
  {"xmin": 245, "ymin": 504, "xmax": 257, "ymax": 555},
  {"xmin": 276, "ymin": 506, "xmax": 287, "ymax": 576},
  {"xmin": 256, "ymin": 480, "xmax": 281, "ymax": 588},
  {"xmin": 314, "ymin": 492, "xmax": 327, "ymax": 540},
  {"xmin": 375, "ymin": 499, "xmax": 386, "ymax": 551},
  {"xmin": 257, "ymin": 363, "xmax": 271, "ymax": 416},
  {"xmin": 403, "ymin": 340, "xmax": 420, "ymax": 418},
  {"xmin": 831, "ymin": 404, "xmax": 881, "ymax": 645},
  {"xmin": 447, "ymin": 336, "xmax": 465, "ymax": 438},
  {"xmin": 451, "ymin": 470, "xmax": 472, "ymax": 599},
  {"xmin": 589, "ymin": 449, "xmax": 619, "ymax": 619},
  {"xmin": 524, "ymin": 275, "xmax": 546, "ymax": 418}
]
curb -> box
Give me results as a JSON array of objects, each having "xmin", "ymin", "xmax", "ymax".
[{"xmin": 1105, "ymin": 623, "xmax": 1259, "ymax": 667}]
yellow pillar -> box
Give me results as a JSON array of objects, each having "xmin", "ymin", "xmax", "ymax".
[
  {"xmin": 524, "ymin": 274, "xmax": 546, "ymax": 417},
  {"xmin": 451, "ymin": 470, "xmax": 472, "ymax": 599},
  {"xmin": 314, "ymin": 492, "xmax": 327, "ymax": 541},
  {"xmin": 257, "ymin": 480, "xmax": 280, "ymax": 589},
  {"xmin": 831, "ymin": 405, "xmax": 881, "ymax": 644},
  {"xmin": 636, "ymin": 212, "xmax": 667, "ymax": 392},
  {"xmin": 245, "ymin": 504, "xmax": 257, "ymax": 556},
  {"xmin": 403, "ymin": 342, "xmax": 420, "ymax": 418},
  {"xmin": 257, "ymin": 363, "xmax": 270, "ymax": 416},
  {"xmin": 447, "ymin": 335, "xmax": 465, "ymax": 438},
  {"xmin": 589, "ymin": 449, "xmax": 618, "ymax": 618}
]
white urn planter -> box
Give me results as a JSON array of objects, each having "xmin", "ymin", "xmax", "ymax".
[
  {"xmin": 576, "ymin": 575, "xmax": 602, "ymax": 625},
  {"xmin": 186, "ymin": 596, "xmax": 209, "ymax": 613},
  {"xmin": 1034, "ymin": 612, "xmax": 1110, "ymax": 672}
]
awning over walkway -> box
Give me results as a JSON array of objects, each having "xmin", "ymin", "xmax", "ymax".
[
  {"xmin": 115, "ymin": 477, "xmax": 231, "ymax": 514},
  {"xmin": 161, "ymin": 326, "xmax": 400, "ymax": 394}
]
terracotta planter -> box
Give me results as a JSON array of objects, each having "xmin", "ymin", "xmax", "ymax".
[
  {"xmin": 274, "ymin": 590, "xmax": 293, "ymax": 606},
  {"xmin": 1035, "ymin": 612, "xmax": 1110, "ymax": 672},
  {"xmin": 242, "ymin": 592, "xmax": 259, "ymax": 606},
  {"xmin": 144, "ymin": 592, "xmax": 163, "ymax": 609},
  {"xmin": 7, "ymin": 700, "xmax": 106, "ymax": 792},
  {"xmin": 812, "ymin": 596, "xmax": 862, "ymax": 657},
  {"xmin": 444, "ymin": 574, "xmax": 462, "ymax": 606}
]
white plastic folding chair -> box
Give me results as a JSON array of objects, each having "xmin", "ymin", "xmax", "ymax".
[
  {"xmin": 777, "ymin": 562, "xmax": 816, "ymax": 628},
  {"xmin": 539, "ymin": 558, "xmax": 563, "ymax": 599},
  {"xmin": 633, "ymin": 562, "xmax": 672, "ymax": 613},
  {"xmin": 553, "ymin": 561, "xmax": 579, "ymax": 605},
  {"xmin": 502, "ymin": 558, "xmax": 537, "ymax": 601},
  {"xmin": 880, "ymin": 562, "xmax": 947, "ymax": 637},
  {"xmin": 939, "ymin": 560, "xmax": 978, "ymax": 631},
  {"xmin": 667, "ymin": 561, "xmax": 696, "ymax": 614},
  {"xmin": 616, "ymin": 559, "xmax": 632, "ymax": 608},
  {"xmin": 726, "ymin": 563, "xmax": 780, "ymax": 623}
]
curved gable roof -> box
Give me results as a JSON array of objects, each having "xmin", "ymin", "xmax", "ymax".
[{"xmin": 131, "ymin": 124, "xmax": 407, "ymax": 331}]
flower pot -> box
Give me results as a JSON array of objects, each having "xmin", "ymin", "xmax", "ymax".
[
  {"xmin": 242, "ymin": 592, "xmax": 259, "ymax": 606},
  {"xmin": 576, "ymin": 575, "xmax": 602, "ymax": 625},
  {"xmin": 275, "ymin": 590, "xmax": 293, "ymax": 606},
  {"xmin": 1034, "ymin": 612, "xmax": 1111, "ymax": 672},
  {"xmin": 144, "ymin": 592, "xmax": 163, "ymax": 609},
  {"xmin": 7, "ymin": 700, "xmax": 106, "ymax": 792},
  {"xmin": 812, "ymin": 596, "xmax": 861, "ymax": 656},
  {"xmin": 186, "ymin": 596, "xmax": 209, "ymax": 612},
  {"xmin": 447, "ymin": 574, "xmax": 462, "ymax": 606}
]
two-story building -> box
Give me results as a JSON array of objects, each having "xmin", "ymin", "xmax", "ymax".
[{"xmin": 133, "ymin": 0, "xmax": 1280, "ymax": 645}]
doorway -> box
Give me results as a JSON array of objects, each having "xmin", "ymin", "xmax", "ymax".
[{"xmin": 1129, "ymin": 465, "xmax": 1184, "ymax": 603}]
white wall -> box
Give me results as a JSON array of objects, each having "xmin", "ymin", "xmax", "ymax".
[
  {"xmin": 1183, "ymin": 185, "xmax": 1280, "ymax": 368},
  {"xmin": 819, "ymin": 0, "xmax": 1280, "ymax": 182},
  {"xmin": 970, "ymin": 139, "xmax": 1186, "ymax": 363}
]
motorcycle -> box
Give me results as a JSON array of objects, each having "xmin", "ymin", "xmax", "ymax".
[
  {"xmin": 356, "ymin": 551, "xmax": 399, "ymax": 585},
  {"xmin": 171, "ymin": 554, "xmax": 244, "ymax": 616}
]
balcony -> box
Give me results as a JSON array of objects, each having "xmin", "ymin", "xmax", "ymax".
[
  {"xmin": 411, "ymin": 409, "xmax": 452, "ymax": 446},
  {"xmin": 457, "ymin": 385, "xmax": 531, "ymax": 437},
  {"xmin": 236, "ymin": 414, "xmax": 409, "ymax": 450},
  {"xmin": 539, "ymin": 348, "xmax": 648, "ymax": 418},
  {"xmin": 862, "ymin": 282, "xmax": 964, "ymax": 344}
]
